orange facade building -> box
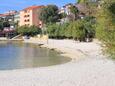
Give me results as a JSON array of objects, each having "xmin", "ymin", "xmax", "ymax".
[{"xmin": 19, "ymin": 6, "xmax": 43, "ymax": 27}]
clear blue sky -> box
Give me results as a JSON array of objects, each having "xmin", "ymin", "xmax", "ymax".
[{"xmin": 0, "ymin": 0, "xmax": 76, "ymax": 13}]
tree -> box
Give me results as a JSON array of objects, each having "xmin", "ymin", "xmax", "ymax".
[
  {"xmin": 39, "ymin": 5, "xmax": 59, "ymax": 24},
  {"xmin": 77, "ymin": 0, "xmax": 85, "ymax": 3},
  {"xmin": 46, "ymin": 24, "xmax": 55, "ymax": 38},
  {"xmin": 0, "ymin": 21, "xmax": 3, "ymax": 31},
  {"xmin": 70, "ymin": 5, "xmax": 79, "ymax": 20},
  {"xmin": 73, "ymin": 21, "xmax": 85, "ymax": 41},
  {"xmin": 47, "ymin": 23, "xmax": 60, "ymax": 38},
  {"xmin": 3, "ymin": 21, "xmax": 10, "ymax": 27},
  {"xmin": 95, "ymin": 0, "xmax": 115, "ymax": 58},
  {"xmin": 65, "ymin": 22, "xmax": 73, "ymax": 38},
  {"xmin": 46, "ymin": 19, "xmax": 95, "ymax": 41},
  {"xmin": 59, "ymin": 13, "xmax": 67, "ymax": 19},
  {"xmin": 77, "ymin": 0, "xmax": 99, "ymax": 3},
  {"xmin": 16, "ymin": 25, "xmax": 42, "ymax": 36},
  {"xmin": 59, "ymin": 23, "xmax": 69, "ymax": 38}
]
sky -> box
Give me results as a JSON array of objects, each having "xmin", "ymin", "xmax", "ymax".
[{"xmin": 0, "ymin": 0, "xmax": 76, "ymax": 13}]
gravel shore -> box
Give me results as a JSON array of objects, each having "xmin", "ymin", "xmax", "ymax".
[{"xmin": 0, "ymin": 39, "xmax": 115, "ymax": 86}]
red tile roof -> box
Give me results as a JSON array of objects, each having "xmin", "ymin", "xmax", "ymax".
[
  {"xmin": 23, "ymin": 5, "xmax": 44, "ymax": 10},
  {"xmin": 0, "ymin": 11, "xmax": 17, "ymax": 17},
  {"xmin": 0, "ymin": 13, "xmax": 9, "ymax": 17}
]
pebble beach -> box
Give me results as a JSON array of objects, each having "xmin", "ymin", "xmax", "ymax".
[{"xmin": 0, "ymin": 39, "xmax": 115, "ymax": 86}]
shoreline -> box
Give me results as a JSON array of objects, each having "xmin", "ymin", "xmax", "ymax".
[
  {"xmin": 24, "ymin": 39, "xmax": 103, "ymax": 61},
  {"xmin": 0, "ymin": 37, "xmax": 23, "ymax": 41}
]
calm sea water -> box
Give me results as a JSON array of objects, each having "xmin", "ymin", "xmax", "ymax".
[{"xmin": 0, "ymin": 41, "xmax": 71, "ymax": 70}]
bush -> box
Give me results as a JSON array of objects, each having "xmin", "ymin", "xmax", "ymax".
[
  {"xmin": 16, "ymin": 25, "xmax": 42, "ymax": 36},
  {"xmin": 47, "ymin": 24, "xmax": 58, "ymax": 38},
  {"xmin": 95, "ymin": 0, "xmax": 115, "ymax": 58},
  {"xmin": 47, "ymin": 18, "xmax": 96, "ymax": 41}
]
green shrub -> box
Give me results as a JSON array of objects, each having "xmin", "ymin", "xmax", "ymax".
[
  {"xmin": 47, "ymin": 18, "xmax": 96, "ymax": 41},
  {"xmin": 95, "ymin": 0, "xmax": 115, "ymax": 58},
  {"xmin": 16, "ymin": 25, "xmax": 42, "ymax": 36}
]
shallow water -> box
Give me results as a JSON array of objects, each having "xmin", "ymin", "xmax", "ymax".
[{"xmin": 0, "ymin": 41, "xmax": 71, "ymax": 70}]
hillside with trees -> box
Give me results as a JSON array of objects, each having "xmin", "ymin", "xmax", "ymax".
[{"xmin": 39, "ymin": 3, "xmax": 96, "ymax": 42}]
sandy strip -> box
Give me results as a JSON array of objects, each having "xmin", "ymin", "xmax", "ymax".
[{"xmin": 1, "ymin": 39, "xmax": 115, "ymax": 86}]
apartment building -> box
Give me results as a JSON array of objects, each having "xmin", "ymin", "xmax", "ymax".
[
  {"xmin": 19, "ymin": 5, "xmax": 44, "ymax": 27},
  {"xmin": 0, "ymin": 10, "xmax": 17, "ymax": 22},
  {"xmin": 0, "ymin": 10, "xmax": 18, "ymax": 29},
  {"xmin": 14, "ymin": 12, "xmax": 20, "ymax": 23}
]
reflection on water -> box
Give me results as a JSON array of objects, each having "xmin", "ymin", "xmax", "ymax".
[{"xmin": 0, "ymin": 41, "xmax": 71, "ymax": 70}]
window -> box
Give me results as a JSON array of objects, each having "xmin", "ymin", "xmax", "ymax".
[
  {"xmin": 24, "ymin": 15, "xmax": 29, "ymax": 17},
  {"xmin": 27, "ymin": 19, "xmax": 29, "ymax": 22},
  {"xmin": 24, "ymin": 19, "xmax": 29, "ymax": 22}
]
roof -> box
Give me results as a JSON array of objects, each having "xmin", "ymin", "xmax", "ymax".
[
  {"xmin": 0, "ymin": 13, "xmax": 10, "ymax": 17},
  {"xmin": 0, "ymin": 11, "xmax": 17, "ymax": 17},
  {"xmin": 23, "ymin": 5, "xmax": 44, "ymax": 10}
]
